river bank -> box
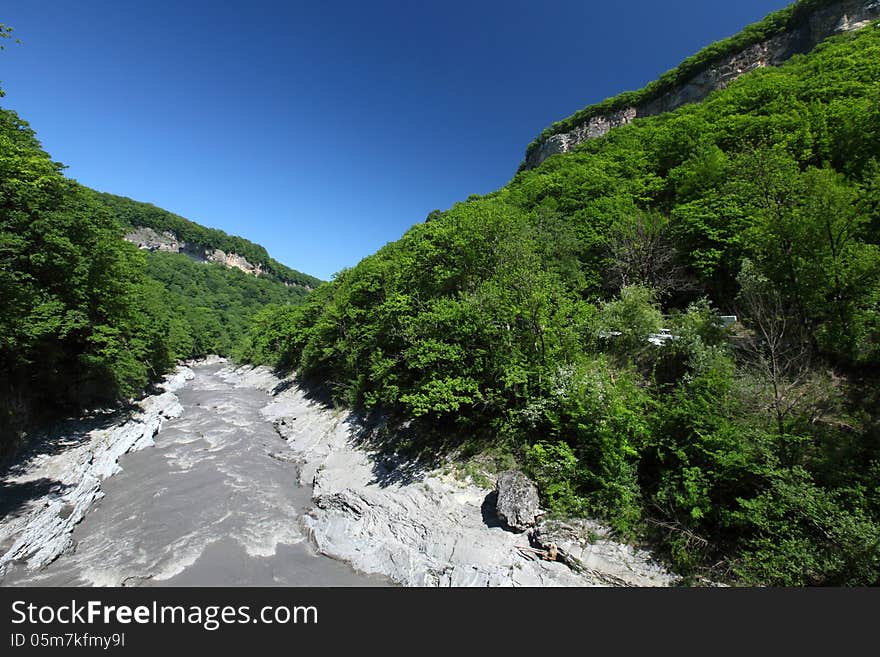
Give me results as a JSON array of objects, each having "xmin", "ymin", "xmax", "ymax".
[
  {"xmin": 223, "ymin": 363, "xmax": 678, "ymax": 587},
  {"xmin": 0, "ymin": 366, "xmax": 194, "ymax": 580},
  {"xmin": 0, "ymin": 358, "xmax": 677, "ymax": 587},
  {"xmin": 0, "ymin": 359, "xmax": 382, "ymax": 586}
]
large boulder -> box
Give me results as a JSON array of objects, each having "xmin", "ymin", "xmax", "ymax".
[{"xmin": 495, "ymin": 470, "xmax": 540, "ymax": 532}]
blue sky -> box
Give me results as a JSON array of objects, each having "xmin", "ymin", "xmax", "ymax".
[{"xmin": 1, "ymin": 0, "xmax": 790, "ymax": 280}]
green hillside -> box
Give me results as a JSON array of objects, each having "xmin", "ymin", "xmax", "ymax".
[
  {"xmin": 96, "ymin": 191, "xmax": 322, "ymax": 290},
  {"xmin": 144, "ymin": 249, "xmax": 309, "ymax": 358},
  {"xmin": 525, "ymin": 0, "xmax": 857, "ymax": 165},
  {"xmin": 0, "ymin": 107, "xmax": 180, "ymax": 445},
  {"xmin": 0, "ymin": 105, "xmax": 315, "ymax": 454},
  {"xmin": 244, "ymin": 23, "xmax": 880, "ymax": 584}
]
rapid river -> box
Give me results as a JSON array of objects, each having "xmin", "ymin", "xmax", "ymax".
[{"xmin": 2, "ymin": 362, "xmax": 384, "ymax": 586}]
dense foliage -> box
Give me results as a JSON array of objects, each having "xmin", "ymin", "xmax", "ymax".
[
  {"xmin": 524, "ymin": 0, "xmax": 850, "ymax": 164},
  {"xmin": 244, "ymin": 25, "xmax": 880, "ymax": 584},
  {"xmin": 0, "ymin": 108, "xmax": 184, "ymax": 448},
  {"xmin": 96, "ymin": 192, "xmax": 322, "ymax": 290},
  {"xmin": 0, "ymin": 106, "xmax": 311, "ymax": 454},
  {"xmin": 144, "ymin": 250, "xmax": 308, "ymax": 358}
]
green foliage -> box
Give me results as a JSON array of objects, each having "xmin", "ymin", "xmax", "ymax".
[
  {"xmin": 524, "ymin": 0, "xmax": 845, "ymax": 163},
  {"xmin": 0, "ymin": 105, "xmax": 314, "ymax": 453},
  {"xmin": 596, "ymin": 285, "xmax": 664, "ymax": 357},
  {"xmin": 143, "ymin": 250, "xmax": 307, "ymax": 359},
  {"xmin": 0, "ymin": 109, "xmax": 176, "ymax": 446},
  {"xmin": 235, "ymin": 303, "xmax": 306, "ymax": 368},
  {"xmin": 95, "ymin": 192, "xmax": 323, "ymax": 290},
  {"xmin": 524, "ymin": 440, "xmax": 582, "ymax": 514},
  {"xmin": 542, "ymin": 360, "xmax": 648, "ymax": 532},
  {"xmin": 0, "ymin": 23, "xmax": 20, "ymax": 98},
  {"xmin": 734, "ymin": 468, "xmax": 880, "ymax": 585},
  {"xmin": 0, "ymin": 24, "xmax": 14, "ymax": 49}
]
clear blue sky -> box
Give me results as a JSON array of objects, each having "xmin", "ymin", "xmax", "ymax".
[{"xmin": 1, "ymin": 0, "xmax": 790, "ymax": 280}]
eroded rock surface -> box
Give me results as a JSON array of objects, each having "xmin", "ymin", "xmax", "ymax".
[
  {"xmin": 529, "ymin": 518, "xmax": 677, "ymax": 587},
  {"xmin": 1, "ymin": 361, "xmax": 680, "ymax": 587},
  {"xmin": 0, "ymin": 367, "xmax": 194, "ymax": 578},
  {"xmin": 495, "ymin": 470, "xmax": 541, "ymax": 532},
  {"xmin": 0, "ymin": 361, "xmax": 382, "ymax": 586},
  {"xmin": 245, "ymin": 364, "xmax": 680, "ymax": 586},
  {"xmin": 123, "ymin": 226, "xmax": 264, "ymax": 276}
]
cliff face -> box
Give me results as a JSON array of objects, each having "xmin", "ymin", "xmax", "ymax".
[
  {"xmin": 524, "ymin": 0, "xmax": 880, "ymax": 169},
  {"xmin": 124, "ymin": 226, "xmax": 264, "ymax": 277}
]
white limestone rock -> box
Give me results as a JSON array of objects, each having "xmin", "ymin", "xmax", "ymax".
[{"xmin": 0, "ymin": 366, "xmax": 193, "ymax": 578}]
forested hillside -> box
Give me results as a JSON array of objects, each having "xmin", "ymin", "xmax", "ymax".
[
  {"xmin": 524, "ymin": 0, "xmax": 876, "ymax": 166},
  {"xmin": 0, "ymin": 103, "xmax": 313, "ymax": 456},
  {"xmin": 97, "ymin": 192, "xmax": 322, "ymax": 290},
  {"xmin": 0, "ymin": 107, "xmax": 185, "ymax": 449},
  {"xmin": 243, "ymin": 22, "xmax": 880, "ymax": 584},
  {"xmin": 144, "ymin": 250, "xmax": 309, "ymax": 357}
]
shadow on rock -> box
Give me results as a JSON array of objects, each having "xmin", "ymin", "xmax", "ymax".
[
  {"xmin": 367, "ymin": 451, "xmax": 435, "ymax": 488},
  {"xmin": 480, "ymin": 491, "xmax": 504, "ymax": 529},
  {"xmin": 1, "ymin": 407, "xmax": 135, "ymax": 477},
  {"xmin": 0, "ymin": 477, "xmax": 71, "ymax": 519},
  {"xmin": 348, "ymin": 415, "xmax": 445, "ymax": 488},
  {"xmin": 273, "ymin": 372, "xmax": 466, "ymax": 489},
  {"xmin": 271, "ymin": 379, "xmax": 296, "ymax": 396},
  {"xmin": 276, "ymin": 370, "xmax": 337, "ymax": 410}
]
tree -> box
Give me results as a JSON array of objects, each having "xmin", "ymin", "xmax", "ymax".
[
  {"xmin": 606, "ymin": 210, "xmax": 687, "ymax": 296},
  {"xmin": 0, "ymin": 24, "xmax": 21, "ymax": 97},
  {"xmin": 735, "ymin": 260, "xmax": 826, "ymax": 442},
  {"xmin": 596, "ymin": 285, "xmax": 664, "ymax": 359}
]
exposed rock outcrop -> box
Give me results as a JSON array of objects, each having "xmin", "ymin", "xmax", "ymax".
[
  {"xmin": 495, "ymin": 470, "xmax": 541, "ymax": 532},
  {"xmin": 123, "ymin": 226, "xmax": 264, "ymax": 277},
  {"xmin": 524, "ymin": 0, "xmax": 880, "ymax": 169},
  {"xmin": 206, "ymin": 249, "xmax": 264, "ymax": 276},
  {"xmin": 0, "ymin": 366, "xmax": 194, "ymax": 578},
  {"xmin": 529, "ymin": 518, "xmax": 674, "ymax": 587},
  {"xmin": 0, "ymin": 362, "xmax": 680, "ymax": 587}
]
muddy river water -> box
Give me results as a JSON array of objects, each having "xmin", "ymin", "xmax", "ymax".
[{"xmin": 3, "ymin": 362, "xmax": 384, "ymax": 586}]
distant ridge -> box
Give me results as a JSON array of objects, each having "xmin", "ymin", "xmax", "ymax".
[{"xmin": 95, "ymin": 191, "xmax": 323, "ymax": 290}]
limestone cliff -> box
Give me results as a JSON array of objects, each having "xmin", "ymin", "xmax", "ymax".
[
  {"xmin": 523, "ymin": 0, "xmax": 880, "ymax": 169},
  {"xmin": 124, "ymin": 226, "xmax": 265, "ymax": 277}
]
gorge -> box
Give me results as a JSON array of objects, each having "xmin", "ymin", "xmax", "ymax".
[
  {"xmin": 2, "ymin": 0, "xmax": 879, "ymax": 587},
  {"xmin": 0, "ymin": 359, "xmax": 674, "ymax": 587}
]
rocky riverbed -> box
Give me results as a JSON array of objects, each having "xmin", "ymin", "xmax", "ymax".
[
  {"xmin": 0, "ymin": 358, "xmax": 677, "ymax": 587},
  {"xmin": 229, "ymin": 363, "xmax": 677, "ymax": 586},
  {"xmin": 0, "ymin": 360, "xmax": 382, "ymax": 586}
]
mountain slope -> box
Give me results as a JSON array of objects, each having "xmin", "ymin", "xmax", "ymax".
[
  {"xmin": 244, "ymin": 16, "xmax": 880, "ymax": 584},
  {"xmin": 0, "ymin": 107, "xmax": 182, "ymax": 451},
  {"xmin": 96, "ymin": 191, "xmax": 322, "ymax": 290},
  {"xmin": 143, "ymin": 249, "xmax": 310, "ymax": 358},
  {"xmin": 523, "ymin": 0, "xmax": 880, "ymax": 169}
]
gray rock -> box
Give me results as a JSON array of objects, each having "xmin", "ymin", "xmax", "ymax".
[
  {"xmin": 529, "ymin": 517, "xmax": 680, "ymax": 587},
  {"xmin": 123, "ymin": 227, "xmax": 264, "ymax": 277},
  {"xmin": 1, "ymin": 362, "xmax": 680, "ymax": 587},
  {"xmin": 208, "ymin": 365, "xmax": 680, "ymax": 586},
  {"xmin": 495, "ymin": 470, "xmax": 540, "ymax": 532}
]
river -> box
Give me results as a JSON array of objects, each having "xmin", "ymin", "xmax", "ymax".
[{"xmin": 2, "ymin": 362, "xmax": 384, "ymax": 586}]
